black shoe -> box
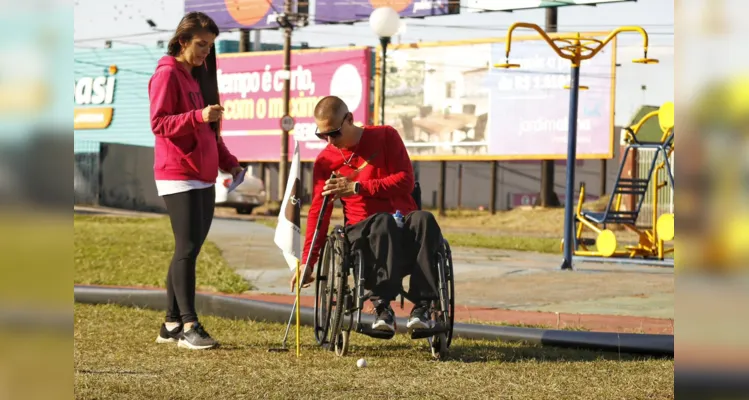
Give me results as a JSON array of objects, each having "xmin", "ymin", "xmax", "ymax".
[
  {"xmin": 371, "ymin": 302, "xmax": 395, "ymax": 333},
  {"xmin": 407, "ymin": 302, "xmax": 433, "ymax": 330},
  {"xmin": 155, "ymin": 323, "xmax": 183, "ymax": 344},
  {"xmin": 177, "ymin": 322, "xmax": 219, "ymax": 350}
]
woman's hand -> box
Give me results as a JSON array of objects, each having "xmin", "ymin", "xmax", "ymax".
[
  {"xmin": 202, "ymin": 104, "xmax": 224, "ymax": 122},
  {"xmin": 230, "ymin": 166, "xmax": 245, "ymax": 179}
]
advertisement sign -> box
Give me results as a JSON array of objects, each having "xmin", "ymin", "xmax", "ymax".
[
  {"xmin": 379, "ymin": 36, "xmax": 615, "ymax": 161},
  {"xmin": 218, "ymin": 47, "xmax": 371, "ymax": 161},
  {"xmin": 184, "ymin": 0, "xmax": 286, "ymax": 30},
  {"xmin": 74, "ymin": 71, "xmax": 117, "ymax": 130},
  {"xmin": 487, "ymin": 39, "xmax": 614, "ymax": 159},
  {"xmin": 315, "ymin": 0, "xmax": 450, "ymax": 23},
  {"xmin": 461, "ymin": 0, "xmax": 635, "ymax": 12},
  {"xmin": 185, "ymin": 0, "xmax": 451, "ymax": 30}
]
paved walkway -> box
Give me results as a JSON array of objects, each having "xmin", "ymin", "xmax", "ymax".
[
  {"xmin": 74, "ymin": 206, "xmax": 674, "ymax": 331},
  {"xmin": 206, "ymin": 218, "xmax": 674, "ymax": 321}
]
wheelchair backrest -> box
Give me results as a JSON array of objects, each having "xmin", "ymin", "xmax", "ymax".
[{"xmin": 411, "ymin": 181, "xmax": 422, "ymax": 211}]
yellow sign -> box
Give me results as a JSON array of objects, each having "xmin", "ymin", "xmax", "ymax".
[
  {"xmin": 74, "ymin": 107, "xmax": 114, "ymax": 130},
  {"xmin": 74, "ymin": 71, "xmax": 117, "ymax": 130}
]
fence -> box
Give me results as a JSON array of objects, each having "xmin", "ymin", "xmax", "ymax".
[
  {"xmin": 74, "ymin": 139, "xmax": 101, "ymax": 206},
  {"xmin": 636, "ymin": 148, "xmax": 674, "ymax": 228}
]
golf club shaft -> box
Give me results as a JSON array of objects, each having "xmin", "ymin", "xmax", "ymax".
[{"xmin": 279, "ymin": 191, "xmax": 332, "ymax": 347}]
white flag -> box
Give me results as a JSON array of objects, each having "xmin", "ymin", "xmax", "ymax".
[{"xmin": 274, "ymin": 139, "xmax": 303, "ymax": 271}]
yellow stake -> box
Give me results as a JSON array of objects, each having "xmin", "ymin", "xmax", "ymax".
[{"xmin": 295, "ymin": 260, "xmax": 301, "ymax": 357}]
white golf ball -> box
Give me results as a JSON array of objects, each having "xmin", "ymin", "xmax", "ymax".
[{"xmin": 356, "ymin": 358, "xmax": 367, "ymax": 368}]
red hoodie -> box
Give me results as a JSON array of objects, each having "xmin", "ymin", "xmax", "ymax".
[
  {"xmin": 301, "ymin": 125, "xmax": 418, "ymax": 269},
  {"xmin": 148, "ymin": 56, "xmax": 239, "ymax": 183}
]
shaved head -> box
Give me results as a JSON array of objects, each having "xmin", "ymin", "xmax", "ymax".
[
  {"xmin": 313, "ymin": 95, "xmax": 361, "ymax": 149},
  {"xmin": 314, "ymin": 96, "xmax": 349, "ymax": 124}
]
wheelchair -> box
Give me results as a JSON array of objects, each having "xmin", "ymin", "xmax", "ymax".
[{"xmin": 312, "ymin": 183, "xmax": 456, "ymax": 360}]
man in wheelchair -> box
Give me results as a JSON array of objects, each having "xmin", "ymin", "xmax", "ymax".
[{"xmin": 290, "ymin": 96, "xmax": 445, "ymax": 335}]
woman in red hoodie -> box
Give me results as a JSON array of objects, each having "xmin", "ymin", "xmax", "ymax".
[{"xmin": 148, "ymin": 12, "xmax": 242, "ymax": 350}]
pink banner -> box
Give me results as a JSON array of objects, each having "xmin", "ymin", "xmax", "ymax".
[{"xmin": 217, "ymin": 47, "xmax": 372, "ymax": 161}]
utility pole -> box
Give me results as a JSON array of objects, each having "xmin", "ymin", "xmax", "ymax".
[
  {"xmin": 239, "ymin": 29, "xmax": 250, "ymax": 52},
  {"xmin": 538, "ymin": 7, "xmax": 561, "ymax": 208},
  {"xmin": 277, "ymin": 0, "xmax": 307, "ymax": 199}
]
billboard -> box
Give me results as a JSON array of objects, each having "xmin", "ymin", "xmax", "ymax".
[
  {"xmin": 377, "ymin": 35, "xmax": 616, "ymax": 161},
  {"xmin": 217, "ymin": 47, "xmax": 371, "ymax": 161},
  {"xmin": 184, "ymin": 0, "xmax": 286, "ymax": 30},
  {"xmin": 314, "ymin": 0, "xmax": 450, "ymax": 24},
  {"xmin": 185, "ymin": 0, "xmax": 452, "ymax": 30},
  {"xmin": 460, "ymin": 0, "xmax": 635, "ymax": 12}
]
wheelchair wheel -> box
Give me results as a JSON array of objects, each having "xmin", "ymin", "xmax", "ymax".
[
  {"xmin": 314, "ymin": 237, "xmax": 334, "ymax": 346},
  {"xmin": 430, "ymin": 239, "xmax": 454, "ymax": 360},
  {"xmin": 444, "ymin": 240, "xmax": 456, "ymax": 348},
  {"xmin": 430, "ymin": 333, "xmax": 448, "ymax": 360},
  {"xmin": 327, "ymin": 234, "xmax": 348, "ymax": 355}
]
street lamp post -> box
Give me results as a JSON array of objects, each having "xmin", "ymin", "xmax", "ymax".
[
  {"xmin": 495, "ymin": 23, "xmax": 658, "ymax": 270},
  {"xmin": 369, "ymin": 7, "xmax": 401, "ymax": 126}
]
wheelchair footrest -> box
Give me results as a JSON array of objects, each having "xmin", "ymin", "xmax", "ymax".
[
  {"xmin": 409, "ymin": 323, "xmax": 448, "ymax": 340},
  {"xmin": 357, "ymin": 325, "xmax": 396, "ymax": 340}
]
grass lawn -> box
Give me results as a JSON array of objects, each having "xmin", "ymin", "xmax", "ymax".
[
  {"xmin": 252, "ymin": 195, "xmax": 673, "ymax": 256},
  {"xmin": 74, "ymin": 215, "xmax": 250, "ymax": 294},
  {"xmin": 254, "ymin": 217, "xmax": 565, "ymax": 254},
  {"xmin": 74, "ymin": 303, "xmax": 673, "ymax": 399},
  {"xmin": 253, "ymin": 197, "xmax": 608, "ymax": 237}
]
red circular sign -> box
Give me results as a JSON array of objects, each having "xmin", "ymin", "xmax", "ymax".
[
  {"xmin": 369, "ymin": 0, "xmax": 411, "ymax": 13},
  {"xmin": 225, "ymin": 0, "xmax": 271, "ymax": 26}
]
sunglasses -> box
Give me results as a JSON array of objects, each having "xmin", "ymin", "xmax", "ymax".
[{"xmin": 315, "ymin": 112, "xmax": 350, "ymax": 140}]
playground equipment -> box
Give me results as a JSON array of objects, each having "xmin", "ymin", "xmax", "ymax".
[
  {"xmin": 495, "ymin": 23, "xmax": 659, "ymax": 270},
  {"xmin": 570, "ymin": 101, "xmax": 674, "ymax": 266}
]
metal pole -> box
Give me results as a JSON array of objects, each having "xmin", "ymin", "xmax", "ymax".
[
  {"xmin": 561, "ymin": 63, "xmax": 581, "ymax": 270},
  {"xmin": 239, "ymin": 29, "xmax": 250, "ymax": 52},
  {"xmin": 490, "ymin": 160, "xmax": 498, "ymax": 214},
  {"xmin": 457, "ymin": 163, "xmax": 463, "ymax": 210},
  {"xmin": 539, "ymin": 7, "xmax": 560, "ymax": 208},
  {"xmin": 438, "ymin": 161, "xmax": 446, "ymax": 216},
  {"xmin": 379, "ymin": 36, "xmax": 390, "ymax": 125},
  {"xmin": 279, "ymin": 0, "xmax": 293, "ymax": 199}
]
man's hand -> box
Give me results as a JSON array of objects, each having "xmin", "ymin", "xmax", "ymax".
[
  {"xmin": 321, "ymin": 175, "xmax": 357, "ymax": 199},
  {"xmin": 290, "ymin": 267, "xmax": 315, "ymax": 292}
]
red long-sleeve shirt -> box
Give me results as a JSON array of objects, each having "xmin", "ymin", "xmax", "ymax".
[{"xmin": 301, "ymin": 125, "xmax": 417, "ymax": 269}]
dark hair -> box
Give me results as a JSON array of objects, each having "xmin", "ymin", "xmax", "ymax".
[
  {"xmin": 167, "ymin": 12, "xmax": 219, "ymax": 58},
  {"xmin": 167, "ymin": 12, "xmax": 222, "ymax": 136}
]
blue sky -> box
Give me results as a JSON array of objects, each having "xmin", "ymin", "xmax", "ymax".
[{"xmin": 74, "ymin": 0, "xmax": 674, "ymax": 125}]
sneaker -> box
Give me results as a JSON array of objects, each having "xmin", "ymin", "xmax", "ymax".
[
  {"xmin": 371, "ymin": 302, "xmax": 396, "ymax": 333},
  {"xmin": 407, "ymin": 302, "xmax": 434, "ymax": 330},
  {"xmin": 177, "ymin": 322, "xmax": 219, "ymax": 350},
  {"xmin": 155, "ymin": 323, "xmax": 183, "ymax": 344}
]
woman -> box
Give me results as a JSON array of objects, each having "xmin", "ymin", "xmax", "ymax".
[{"xmin": 148, "ymin": 11, "xmax": 243, "ymax": 350}]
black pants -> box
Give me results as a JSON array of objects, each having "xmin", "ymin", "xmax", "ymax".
[
  {"xmin": 345, "ymin": 211, "xmax": 442, "ymax": 305},
  {"xmin": 162, "ymin": 185, "xmax": 215, "ymax": 324}
]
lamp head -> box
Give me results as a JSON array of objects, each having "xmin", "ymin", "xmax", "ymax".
[{"xmin": 369, "ymin": 7, "xmax": 400, "ymax": 38}]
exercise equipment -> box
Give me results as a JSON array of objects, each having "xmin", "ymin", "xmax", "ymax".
[{"xmin": 566, "ymin": 101, "xmax": 675, "ymax": 266}]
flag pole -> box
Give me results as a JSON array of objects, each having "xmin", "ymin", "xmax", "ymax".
[{"xmin": 295, "ymin": 260, "xmax": 301, "ymax": 357}]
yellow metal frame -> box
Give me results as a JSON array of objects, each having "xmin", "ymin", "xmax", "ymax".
[
  {"xmin": 568, "ymin": 101, "xmax": 675, "ymax": 260},
  {"xmin": 372, "ymin": 33, "xmax": 619, "ymax": 161}
]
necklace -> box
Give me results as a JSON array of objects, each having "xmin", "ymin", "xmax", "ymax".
[
  {"xmin": 338, "ymin": 147, "xmax": 356, "ymax": 167},
  {"xmin": 338, "ymin": 131, "xmax": 363, "ymax": 167}
]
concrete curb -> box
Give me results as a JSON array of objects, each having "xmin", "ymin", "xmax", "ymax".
[{"xmin": 74, "ymin": 285, "xmax": 673, "ymax": 357}]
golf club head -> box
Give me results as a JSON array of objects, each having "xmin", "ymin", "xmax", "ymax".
[{"xmin": 268, "ymin": 347, "xmax": 289, "ymax": 353}]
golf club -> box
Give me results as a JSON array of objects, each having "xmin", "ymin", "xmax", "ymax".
[{"xmin": 269, "ymin": 175, "xmax": 335, "ymax": 352}]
